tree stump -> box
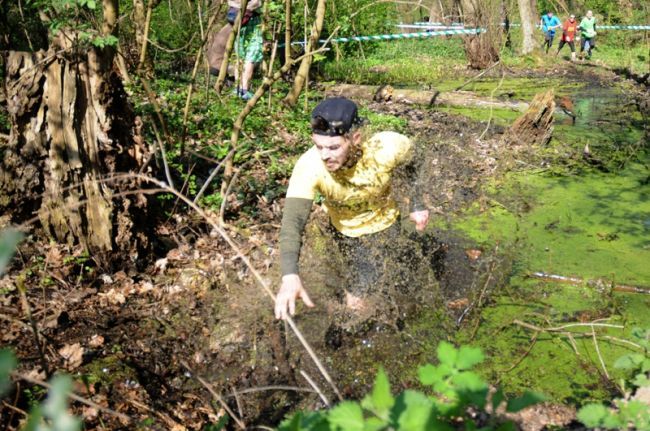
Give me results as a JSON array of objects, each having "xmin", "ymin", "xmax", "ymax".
[
  {"xmin": 502, "ymin": 90, "xmax": 555, "ymax": 147},
  {"xmin": 1, "ymin": 47, "xmax": 152, "ymax": 267}
]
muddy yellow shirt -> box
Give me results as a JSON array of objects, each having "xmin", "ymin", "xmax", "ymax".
[{"xmin": 286, "ymin": 131, "xmax": 413, "ymax": 237}]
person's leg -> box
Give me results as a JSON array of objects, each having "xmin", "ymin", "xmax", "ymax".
[
  {"xmin": 241, "ymin": 61, "xmax": 255, "ymax": 94},
  {"xmin": 556, "ymin": 39, "xmax": 565, "ymax": 56},
  {"xmin": 336, "ymin": 223, "xmax": 400, "ymax": 308},
  {"xmin": 569, "ymin": 41, "xmax": 576, "ymax": 61},
  {"xmin": 543, "ymin": 33, "xmax": 551, "ymax": 54}
]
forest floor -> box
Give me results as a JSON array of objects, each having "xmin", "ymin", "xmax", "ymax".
[{"xmin": 1, "ymin": 57, "xmax": 649, "ymax": 430}]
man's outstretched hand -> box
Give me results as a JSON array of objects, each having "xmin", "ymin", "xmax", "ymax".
[
  {"xmin": 275, "ymin": 274, "xmax": 315, "ymax": 320},
  {"xmin": 409, "ymin": 210, "xmax": 430, "ymax": 231}
]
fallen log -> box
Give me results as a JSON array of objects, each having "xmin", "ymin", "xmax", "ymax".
[{"xmin": 325, "ymin": 83, "xmax": 529, "ymax": 111}]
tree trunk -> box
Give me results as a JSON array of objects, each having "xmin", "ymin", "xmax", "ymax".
[
  {"xmin": 502, "ymin": 90, "xmax": 555, "ymax": 147},
  {"xmin": 284, "ymin": 0, "xmax": 292, "ymax": 66},
  {"xmin": 518, "ymin": 0, "xmax": 537, "ymax": 54},
  {"xmin": 459, "ymin": 0, "xmax": 500, "ymax": 69},
  {"xmin": 0, "ymin": 1, "xmax": 152, "ymax": 267},
  {"xmin": 283, "ymin": 0, "xmax": 326, "ymax": 106}
]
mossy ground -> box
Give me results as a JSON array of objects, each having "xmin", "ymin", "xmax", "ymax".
[{"xmin": 430, "ymin": 76, "xmax": 650, "ymax": 404}]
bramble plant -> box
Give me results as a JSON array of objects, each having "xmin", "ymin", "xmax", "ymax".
[
  {"xmin": 577, "ymin": 328, "xmax": 650, "ymax": 430},
  {"xmin": 279, "ymin": 342, "xmax": 544, "ymax": 431}
]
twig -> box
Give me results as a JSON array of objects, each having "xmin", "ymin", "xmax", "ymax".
[
  {"xmin": 592, "ymin": 327, "xmax": 610, "ymax": 380},
  {"xmin": 498, "ymin": 331, "xmax": 539, "ymax": 376},
  {"xmin": 11, "ymin": 372, "xmax": 132, "ymax": 423},
  {"xmin": 192, "ymin": 148, "xmax": 236, "ymax": 204},
  {"xmin": 152, "ymin": 121, "xmax": 175, "ymax": 190},
  {"xmin": 180, "ymin": 360, "xmax": 246, "ymax": 430},
  {"xmin": 454, "ymin": 60, "xmax": 501, "ymax": 91},
  {"xmin": 147, "ymin": 32, "xmax": 198, "ymax": 53},
  {"xmin": 477, "ymin": 65, "xmax": 505, "ymax": 142},
  {"xmin": 2, "ymin": 400, "xmax": 28, "ymax": 418},
  {"xmin": 231, "ymin": 385, "xmax": 244, "ymax": 421},
  {"xmin": 513, "ymin": 320, "xmax": 623, "ymax": 332},
  {"xmin": 566, "ymin": 332, "xmax": 580, "ymax": 355},
  {"xmin": 16, "ymin": 280, "xmax": 49, "ymax": 377},
  {"xmin": 300, "ymin": 370, "xmax": 330, "ymax": 407},
  {"xmin": 227, "ymin": 385, "xmax": 316, "ymax": 397}
]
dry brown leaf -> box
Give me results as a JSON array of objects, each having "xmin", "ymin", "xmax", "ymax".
[
  {"xmin": 59, "ymin": 342, "xmax": 84, "ymax": 369},
  {"xmin": 89, "ymin": 334, "xmax": 105, "ymax": 348}
]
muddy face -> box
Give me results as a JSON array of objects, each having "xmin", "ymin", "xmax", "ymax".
[{"xmin": 312, "ymin": 132, "xmax": 361, "ymax": 171}]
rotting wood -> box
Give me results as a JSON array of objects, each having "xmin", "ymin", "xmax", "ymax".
[
  {"xmin": 1, "ymin": 45, "xmax": 152, "ymax": 266},
  {"xmin": 502, "ymin": 89, "xmax": 555, "ymax": 147}
]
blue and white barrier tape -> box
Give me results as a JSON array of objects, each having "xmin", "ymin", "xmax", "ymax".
[{"xmin": 288, "ymin": 27, "xmax": 484, "ymax": 46}]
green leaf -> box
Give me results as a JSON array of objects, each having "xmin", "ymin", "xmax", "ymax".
[
  {"xmin": 451, "ymin": 372, "xmax": 487, "ymax": 392},
  {"xmin": 456, "ymin": 346, "xmax": 484, "ymax": 370},
  {"xmin": 632, "ymin": 373, "xmax": 650, "ymax": 388},
  {"xmin": 614, "ymin": 353, "xmax": 644, "ymax": 370},
  {"xmin": 436, "ymin": 342, "xmax": 458, "ymax": 367},
  {"xmin": 601, "ymin": 412, "xmax": 623, "ymax": 429},
  {"xmin": 0, "ymin": 229, "xmax": 23, "ymax": 275},
  {"xmin": 418, "ymin": 363, "xmax": 452, "ymax": 387},
  {"xmin": 205, "ymin": 414, "xmax": 229, "ymax": 431},
  {"xmin": 505, "ymin": 391, "xmax": 545, "ymax": 413},
  {"xmin": 86, "ymin": 0, "xmax": 96, "ymax": 9},
  {"xmin": 329, "ymin": 401, "xmax": 364, "ymax": 431},
  {"xmin": 362, "ymin": 368, "xmax": 393, "ymax": 417},
  {"xmin": 278, "ymin": 412, "xmax": 303, "ymax": 431},
  {"xmin": 491, "ymin": 388, "xmax": 506, "ymax": 413},
  {"xmin": 42, "ymin": 375, "xmax": 82, "ymax": 431},
  {"xmin": 494, "ymin": 422, "xmax": 517, "ymax": 431},
  {"xmin": 577, "ymin": 404, "xmax": 609, "ymax": 427},
  {"xmin": 362, "ymin": 417, "xmax": 386, "ymax": 431},
  {"xmin": 0, "ymin": 349, "xmax": 17, "ymax": 396},
  {"xmin": 392, "ymin": 390, "xmax": 435, "ymax": 431}
]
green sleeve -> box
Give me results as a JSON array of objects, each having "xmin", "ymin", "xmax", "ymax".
[{"xmin": 279, "ymin": 197, "xmax": 313, "ymax": 276}]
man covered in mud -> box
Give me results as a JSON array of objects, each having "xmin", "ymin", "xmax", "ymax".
[{"xmin": 274, "ymin": 97, "xmax": 430, "ymax": 321}]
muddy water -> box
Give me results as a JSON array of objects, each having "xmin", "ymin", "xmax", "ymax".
[{"xmin": 287, "ymin": 76, "xmax": 648, "ymax": 410}]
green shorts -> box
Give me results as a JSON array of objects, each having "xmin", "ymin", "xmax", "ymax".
[{"xmin": 236, "ymin": 15, "xmax": 263, "ymax": 64}]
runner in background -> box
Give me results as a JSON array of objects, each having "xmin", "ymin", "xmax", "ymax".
[
  {"xmin": 556, "ymin": 14, "xmax": 578, "ymax": 62},
  {"xmin": 579, "ymin": 10, "xmax": 597, "ymax": 60},
  {"xmin": 541, "ymin": 11, "xmax": 562, "ymax": 54}
]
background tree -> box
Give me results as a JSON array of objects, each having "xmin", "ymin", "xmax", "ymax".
[
  {"xmin": 518, "ymin": 0, "xmax": 538, "ymax": 54},
  {"xmin": 459, "ymin": 0, "xmax": 501, "ymax": 69},
  {"xmin": 0, "ymin": 0, "xmax": 152, "ymax": 267}
]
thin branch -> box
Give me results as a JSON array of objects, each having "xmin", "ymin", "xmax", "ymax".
[
  {"xmin": 592, "ymin": 327, "xmax": 610, "ymax": 380},
  {"xmin": 180, "ymin": 360, "xmax": 246, "ymax": 430},
  {"xmin": 11, "ymin": 372, "xmax": 132, "ymax": 423},
  {"xmin": 228, "ymin": 385, "xmax": 316, "ymax": 397},
  {"xmin": 300, "ymin": 370, "xmax": 330, "ymax": 407},
  {"xmin": 513, "ymin": 320, "xmax": 623, "ymax": 332},
  {"xmin": 151, "ymin": 120, "xmax": 175, "ymax": 190}
]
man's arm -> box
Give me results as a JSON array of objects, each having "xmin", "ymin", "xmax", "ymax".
[
  {"xmin": 279, "ymin": 198, "xmax": 312, "ymax": 276},
  {"xmin": 276, "ymin": 198, "xmax": 314, "ymax": 319}
]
